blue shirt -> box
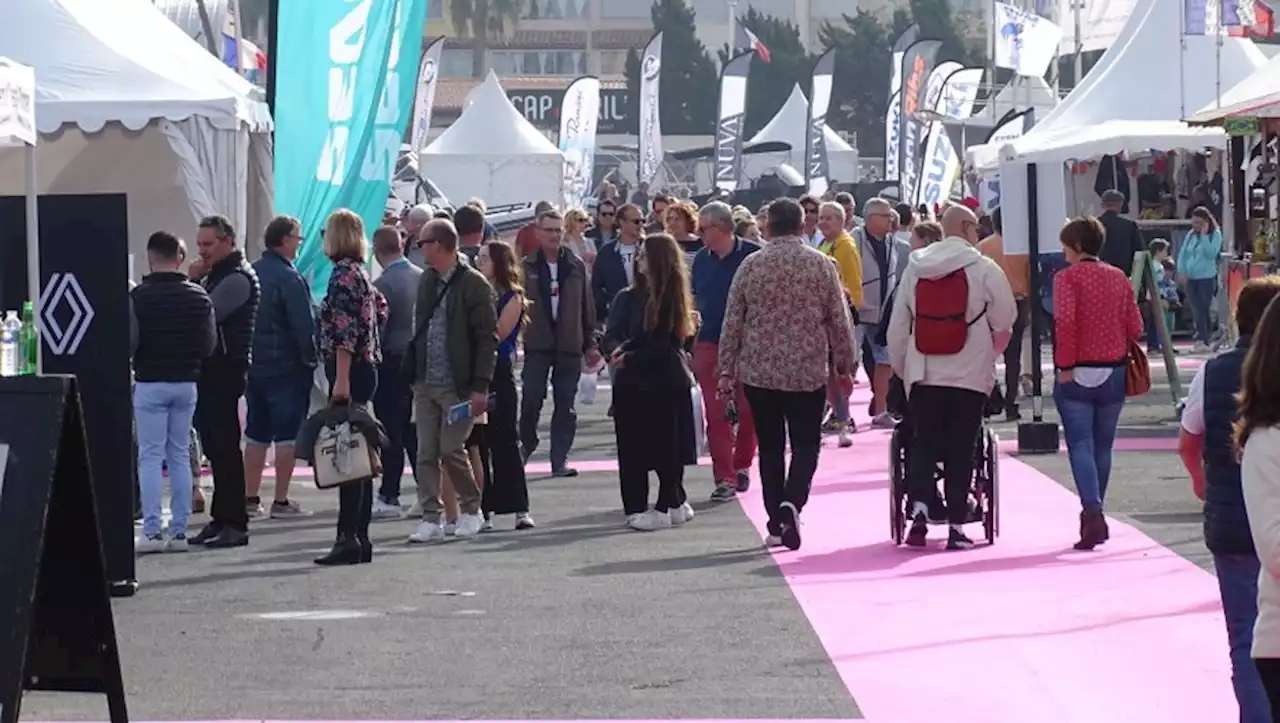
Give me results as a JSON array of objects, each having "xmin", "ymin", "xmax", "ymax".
[
  {"xmin": 496, "ymin": 290, "xmax": 522, "ymax": 360},
  {"xmin": 691, "ymin": 238, "xmax": 760, "ymax": 343}
]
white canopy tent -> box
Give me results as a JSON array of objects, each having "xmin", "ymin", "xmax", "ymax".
[
  {"xmin": 989, "ymin": 0, "xmax": 1264, "ymax": 171},
  {"xmin": 0, "ymin": 0, "xmax": 273, "ymax": 274},
  {"xmin": 995, "ymin": 0, "xmax": 1265, "ymax": 254},
  {"xmin": 963, "ymin": 77, "xmax": 1060, "ymax": 171},
  {"xmin": 1186, "ymin": 51, "xmax": 1280, "ymax": 124},
  {"xmin": 423, "ymin": 72, "xmax": 564, "ymax": 207},
  {"xmin": 0, "ymin": 57, "xmax": 40, "ymax": 369},
  {"xmin": 746, "ymin": 85, "xmax": 859, "ymax": 184}
]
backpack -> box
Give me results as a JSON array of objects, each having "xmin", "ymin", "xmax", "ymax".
[{"xmin": 913, "ymin": 267, "xmax": 984, "ymax": 355}]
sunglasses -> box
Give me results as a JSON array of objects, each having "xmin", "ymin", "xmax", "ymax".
[
  {"xmin": 417, "ymin": 237, "xmax": 439, "ymax": 248},
  {"xmin": 627, "ymin": 218, "xmax": 643, "ymax": 225}
]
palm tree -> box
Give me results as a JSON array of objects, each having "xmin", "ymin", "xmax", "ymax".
[{"xmin": 447, "ymin": 0, "xmax": 522, "ymax": 77}]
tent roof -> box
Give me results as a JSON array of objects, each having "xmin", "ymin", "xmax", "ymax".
[
  {"xmin": 425, "ymin": 72, "xmax": 562, "ymax": 156},
  {"xmin": 999, "ymin": 0, "xmax": 1264, "ymax": 166},
  {"xmin": 974, "ymin": 76, "xmax": 1059, "ymax": 123},
  {"xmin": 748, "ymin": 85, "xmax": 854, "ymax": 154},
  {"xmin": 1187, "ymin": 51, "xmax": 1280, "ymax": 124},
  {"xmin": 0, "ymin": 0, "xmax": 270, "ymax": 133}
]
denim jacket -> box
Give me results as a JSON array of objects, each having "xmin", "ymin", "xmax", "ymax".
[{"xmin": 250, "ymin": 249, "xmax": 318, "ymax": 377}]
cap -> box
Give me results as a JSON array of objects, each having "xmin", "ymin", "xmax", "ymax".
[{"xmin": 1100, "ymin": 189, "xmax": 1126, "ymax": 206}]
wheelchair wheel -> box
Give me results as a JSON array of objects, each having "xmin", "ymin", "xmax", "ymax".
[
  {"xmin": 889, "ymin": 426, "xmax": 906, "ymax": 545},
  {"xmin": 983, "ymin": 428, "xmax": 999, "ymax": 544}
]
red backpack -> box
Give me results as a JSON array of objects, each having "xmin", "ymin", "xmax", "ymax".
[{"xmin": 913, "ymin": 267, "xmax": 984, "ymax": 355}]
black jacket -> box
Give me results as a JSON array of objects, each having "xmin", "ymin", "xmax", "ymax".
[
  {"xmin": 131, "ymin": 272, "xmax": 217, "ymax": 382},
  {"xmin": 1098, "ymin": 210, "xmax": 1144, "ymax": 275},
  {"xmin": 203, "ymin": 250, "xmax": 261, "ymax": 365},
  {"xmin": 603, "ymin": 287, "xmax": 693, "ymax": 391},
  {"xmin": 591, "ymin": 240, "xmax": 635, "ymax": 323}
]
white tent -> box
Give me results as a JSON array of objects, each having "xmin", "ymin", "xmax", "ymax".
[
  {"xmin": 0, "ymin": 0, "xmax": 273, "ymax": 272},
  {"xmin": 1186, "ymin": 51, "xmax": 1280, "ymax": 124},
  {"xmin": 747, "ymin": 85, "xmax": 859, "ymax": 184},
  {"xmin": 990, "ymin": 0, "xmax": 1265, "ymax": 169},
  {"xmin": 424, "ymin": 72, "xmax": 564, "ymax": 207},
  {"xmin": 974, "ymin": 76, "xmax": 1059, "ymax": 124}
]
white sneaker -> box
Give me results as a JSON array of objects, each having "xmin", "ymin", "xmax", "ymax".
[
  {"xmin": 515, "ymin": 512, "xmax": 536, "ymax": 530},
  {"xmin": 165, "ymin": 534, "xmax": 191, "ymax": 553},
  {"xmin": 454, "ymin": 512, "xmax": 484, "ymax": 538},
  {"xmin": 371, "ymin": 499, "xmax": 404, "ymax": 520},
  {"xmin": 408, "ymin": 521, "xmax": 445, "ymax": 544},
  {"xmin": 670, "ymin": 502, "xmax": 695, "ymax": 526},
  {"xmin": 628, "ymin": 509, "xmax": 672, "ymax": 532},
  {"xmin": 764, "ymin": 534, "xmax": 784, "ymax": 548},
  {"xmin": 480, "ymin": 515, "xmax": 494, "ymax": 532},
  {"xmin": 838, "ymin": 428, "xmax": 853, "ymax": 448},
  {"xmin": 444, "ymin": 521, "xmax": 458, "ymax": 537},
  {"xmin": 135, "ymin": 533, "xmax": 166, "ymax": 555}
]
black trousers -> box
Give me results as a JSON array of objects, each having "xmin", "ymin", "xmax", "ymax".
[
  {"xmin": 1003, "ymin": 298, "xmax": 1030, "ymax": 413},
  {"xmin": 483, "ymin": 354, "xmax": 529, "ymax": 515},
  {"xmin": 744, "ymin": 385, "xmax": 825, "ymax": 535},
  {"xmin": 374, "ymin": 354, "xmax": 417, "ymax": 503},
  {"xmin": 1256, "ymin": 658, "xmax": 1280, "ymax": 720},
  {"xmin": 195, "ymin": 359, "xmax": 249, "ymax": 532},
  {"xmin": 325, "ymin": 359, "xmax": 377, "ymax": 538},
  {"xmin": 905, "ymin": 385, "xmax": 985, "ymax": 525}
]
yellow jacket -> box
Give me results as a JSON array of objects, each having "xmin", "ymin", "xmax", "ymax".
[{"xmin": 820, "ymin": 230, "xmax": 864, "ymax": 308}]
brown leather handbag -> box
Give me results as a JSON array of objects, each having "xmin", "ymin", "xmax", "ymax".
[{"xmin": 1124, "ymin": 339, "xmax": 1151, "ymax": 397}]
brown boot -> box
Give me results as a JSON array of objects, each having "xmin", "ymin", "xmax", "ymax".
[{"xmin": 1074, "ymin": 508, "xmax": 1105, "ymax": 551}]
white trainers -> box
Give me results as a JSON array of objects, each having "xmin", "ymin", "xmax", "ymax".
[
  {"xmin": 764, "ymin": 534, "xmax": 784, "ymax": 548},
  {"xmin": 669, "ymin": 502, "xmax": 695, "ymax": 526},
  {"xmin": 628, "ymin": 509, "xmax": 672, "ymax": 532},
  {"xmin": 165, "ymin": 534, "xmax": 191, "ymax": 553},
  {"xmin": 408, "ymin": 521, "xmax": 445, "ymax": 544},
  {"xmin": 454, "ymin": 512, "xmax": 484, "ymax": 538},
  {"xmin": 136, "ymin": 533, "xmax": 166, "ymax": 555},
  {"xmin": 515, "ymin": 512, "xmax": 536, "ymax": 530},
  {"xmin": 480, "ymin": 515, "xmax": 494, "ymax": 532},
  {"xmin": 444, "ymin": 521, "xmax": 458, "ymax": 537},
  {"xmin": 371, "ymin": 499, "xmax": 403, "ymax": 520},
  {"xmin": 838, "ymin": 428, "xmax": 853, "ymax": 448}
]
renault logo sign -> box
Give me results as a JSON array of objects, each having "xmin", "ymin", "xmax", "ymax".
[{"xmin": 38, "ymin": 272, "xmax": 95, "ymax": 355}]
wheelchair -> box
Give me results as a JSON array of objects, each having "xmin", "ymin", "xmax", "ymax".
[{"xmin": 888, "ymin": 416, "xmax": 1000, "ymax": 546}]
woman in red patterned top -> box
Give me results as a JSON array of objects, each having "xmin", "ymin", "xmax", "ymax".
[{"xmin": 1052, "ymin": 216, "xmax": 1143, "ymax": 551}]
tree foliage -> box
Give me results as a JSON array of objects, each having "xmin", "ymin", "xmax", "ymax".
[
  {"xmin": 623, "ymin": 0, "xmax": 719, "ymax": 135},
  {"xmin": 715, "ymin": 9, "xmax": 814, "ymax": 140},
  {"xmin": 820, "ymin": 0, "xmax": 989, "ymax": 157}
]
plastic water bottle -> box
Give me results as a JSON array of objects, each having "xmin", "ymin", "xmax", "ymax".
[
  {"xmin": 20, "ymin": 301, "xmax": 36, "ymax": 374},
  {"xmin": 0, "ymin": 310, "xmax": 20, "ymax": 377}
]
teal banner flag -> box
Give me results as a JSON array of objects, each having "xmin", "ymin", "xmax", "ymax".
[{"xmin": 274, "ymin": 0, "xmax": 427, "ymax": 298}]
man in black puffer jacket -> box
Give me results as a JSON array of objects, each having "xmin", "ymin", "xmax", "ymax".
[
  {"xmin": 189, "ymin": 215, "xmax": 261, "ymax": 549},
  {"xmin": 1179, "ymin": 277, "xmax": 1280, "ymax": 722},
  {"xmin": 131, "ymin": 232, "xmax": 217, "ymax": 553}
]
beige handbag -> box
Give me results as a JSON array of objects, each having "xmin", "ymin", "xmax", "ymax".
[{"xmin": 312, "ymin": 421, "xmax": 376, "ymax": 489}]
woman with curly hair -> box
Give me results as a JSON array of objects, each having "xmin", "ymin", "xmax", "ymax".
[{"xmin": 665, "ymin": 202, "xmax": 703, "ymax": 261}]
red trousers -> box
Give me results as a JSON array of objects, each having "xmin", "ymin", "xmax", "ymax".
[{"xmin": 692, "ymin": 341, "xmax": 757, "ymax": 482}]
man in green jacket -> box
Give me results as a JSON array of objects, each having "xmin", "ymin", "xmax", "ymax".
[{"xmin": 407, "ymin": 218, "xmax": 499, "ymax": 544}]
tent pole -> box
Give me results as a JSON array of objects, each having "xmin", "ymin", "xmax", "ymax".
[
  {"xmin": 265, "ymin": 0, "xmax": 280, "ymax": 116},
  {"xmin": 1072, "ymin": 0, "xmax": 1083, "ymax": 90},
  {"xmin": 24, "ymin": 142, "xmax": 40, "ymax": 374}
]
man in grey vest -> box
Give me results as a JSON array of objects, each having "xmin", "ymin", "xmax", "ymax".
[
  {"xmin": 371, "ymin": 225, "xmax": 423, "ymax": 518},
  {"xmin": 855, "ymin": 198, "xmax": 911, "ymax": 429}
]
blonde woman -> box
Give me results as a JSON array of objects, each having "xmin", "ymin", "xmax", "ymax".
[
  {"xmin": 564, "ymin": 207, "xmax": 597, "ymax": 268},
  {"xmin": 316, "ymin": 209, "xmax": 388, "ymax": 566}
]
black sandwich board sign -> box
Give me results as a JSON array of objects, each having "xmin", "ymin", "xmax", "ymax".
[
  {"xmin": 0, "ymin": 375, "xmax": 128, "ymax": 723},
  {"xmin": 0, "ymin": 193, "xmax": 136, "ymax": 595}
]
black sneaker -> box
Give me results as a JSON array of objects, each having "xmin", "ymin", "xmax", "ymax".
[
  {"xmin": 905, "ymin": 513, "xmax": 928, "ymax": 547},
  {"xmin": 709, "ymin": 482, "xmax": 737, "ymax": 502},
  {"xmin": 189, "ymin": 522, "xmax": 222, "ymax": 546},
  {"xmin": 946, "ymin": 528, "xmax": 974, "ymax": 550},
  {"xmin": 204, "ymin": 527, "xmax": 249, "ymax": 549},
  {"xmin": 778, "ymin": 502, "xmax": 802, "ymax": 551},
  {"xmin": 734, "ymin": 470, "xmax": 750, "ymax": 493},
  {"xmin": 551, "ymin": 466, "xmax": 578, "ymax": 478}
]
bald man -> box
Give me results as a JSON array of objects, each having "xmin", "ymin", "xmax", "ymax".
[{"xmin": 886, "ymin": 203, "xmax": 1016, "ymax": 550}]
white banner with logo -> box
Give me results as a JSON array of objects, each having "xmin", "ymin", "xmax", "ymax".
[
  {"xmin": 559, "ymin": 76, "xmax": 601, "ymax": 210},
  {"xmin": 994, "ymin": 2, "xmax": 1062, "ymax": 78},
  {"xmin": 806, "ymin": 49, "xmax": 836, "ymax": 197},
  {"xmin": 409, "ymin": 37, "xmax": 444, "ymax": 153},
  {"xmin": 915, "ymin": 68, "xmax": 983, "ymax": 207},
  {"xmin": 0, "ymin": 58, "xmax": 36, "ymax": 147},
  {"xmin": 638, "ymin": 32, "xmax": 664, "ymax": 186},
  {"xmin": 884, "ymin": 25, "xmax": 919, "ymax": 181},
  {"xmin": 905, "ymin": 60, "xmax": 960, "ymax": 204}
]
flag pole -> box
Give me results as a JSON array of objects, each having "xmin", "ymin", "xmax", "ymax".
[
  {"xmin": 1180, "ymin": 0, "xmax": 1188, "ymax": 118},
  {"xmin": 1217, "ymin": 0, "xmax": 1225, "ymax": 109},
  {"xmin": 1072, "ymin": 0, "xmax": 1083, "ymax": 89},
  {"xmin": 727, "ymin": 0, "xmax": 738, "ymax": 68}
]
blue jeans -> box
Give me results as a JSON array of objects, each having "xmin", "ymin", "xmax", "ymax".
[
  {"xmin": 1187, "ymin": 277, "xmax": 1217, "ymax": 345},
  {"xmin": 374, "ymin": 354, "xmax": 417, "ymax": 504},
  {"xmin": 1215, "ymin": 553, "xmax": 1271, "ymax": 723},
  {"xmin": 244, "ymin": 368, "xmax": 313, "ymax": 446},
  {"xmin": 134, "ymin": 382, "xmax": 199, "ymax": 537},
  {"xmin": 1053, "ymin": 369, "xmax": 1125, "ymax": 509}
]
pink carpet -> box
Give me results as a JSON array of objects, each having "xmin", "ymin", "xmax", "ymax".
[{"xmin": 737, "ymin": 418, "xmax": 1234, "ymax": 721}]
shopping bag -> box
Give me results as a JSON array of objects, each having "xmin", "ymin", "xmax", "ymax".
[
  {"xmin": 578, "ymin": 372, "xmax": 598, "ymax": 405},
  {"xmin": 690, "ymin": 384, "xmax": 707, "ymax": 457},
  {"xmin": 313, "ymin": 420, "xmax": 376, "ymax": 489}
]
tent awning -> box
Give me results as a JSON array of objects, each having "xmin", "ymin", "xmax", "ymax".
[
  {"xmin": 998, "ymin": 120, "xmax": 1226, "ymax": 167},
  {"xmin": 1187, "ymin": 92, "xmax": 1280, "ymax": 125}
]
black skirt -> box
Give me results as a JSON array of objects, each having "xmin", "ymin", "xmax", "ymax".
[
  {"xmin": 483, "ymin": 354, "xmax": 529, "ymax": 515},
  {"xmin": 613, "ymin": 381, "xmax": 698, "ymax": 472}
]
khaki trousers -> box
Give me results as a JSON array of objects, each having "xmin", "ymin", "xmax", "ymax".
[{"xmin": 414, "ymin": 384, "xmax": 480, "ymax": 519}]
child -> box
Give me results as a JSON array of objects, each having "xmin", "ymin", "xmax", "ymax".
[{"xmin": 1148, "ymin": 238, "xmax": 1180, "ymax": 353}]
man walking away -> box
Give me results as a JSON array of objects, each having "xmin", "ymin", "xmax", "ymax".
[
  {"xmin": 1179, "ymin": 277, "xmax": 1280, "ymax": 723},
  {"xmin": 1098, "ymin": 189, "xmax": 1144, "ymax": 274},
  {"xmin": 243, "ymin": 216, "xmax": 317, "ymax": 520},
  {"xmin": 372, "ymin": 225, "xmax": 423, "ymax": 519},
  {"xmin": 454, "ymin": 204, "xmax": 486, "ymax": 264},
  {"xmin": 408, "ymin": 219, "xmax": 499, "ymax": 543},
  {"xmin": 521, "ymin": 209, "xmax": 602, "ymax": 476},
  {"xmin": 132, "ymin": 232, "xmax": 217, "ymax": 553},
  {"xmin": 692, "ymin": 201, "xmax": 761, "ymax": 501},
  {"xmin": 856, "ymin": 198, "xmax": 912, "ymax": 428},
  {"xmin": 977, "ymin": 208, "xmax": 1031, "ymax": 420},
  {"xmin": 887, "ymin": 205, "xmax": 1016, "ymax": 550},
  {"xmin": 718, "ymin": 198, "xmax": 857, "ymax": 551},
  {"xmin": 188, "ymin": 215, "xmax": 260, "ymax": 548}
]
